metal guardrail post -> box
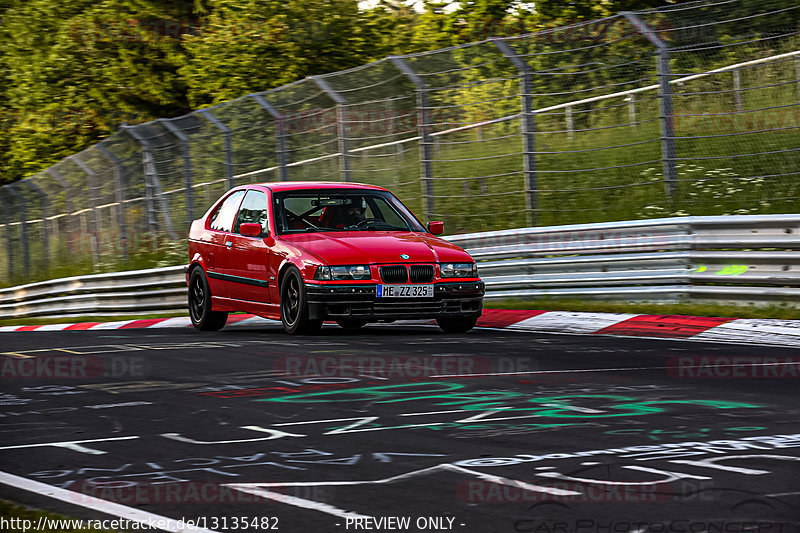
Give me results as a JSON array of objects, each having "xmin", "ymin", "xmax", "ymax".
[
  {"xmin": 23, "ymin": 179, "xmax": 49, "ymax": 272},
  {"xmin": 622, "ymin": 12, "xmax": 678, "ymax": 201},
  {"xmin": 493, "ymin": 39, "xmax": 539, "ymax": 226},
  {"xmin": 122, "ymin": 125, "xmax": 177, "ymax": 241},
  {"xmin": 310, "ymin": 76, "xmax": 351, "ymax": 182},
  {"xmin": 250, "ymin": 93, "xmax": 289, "ymax": 181},
  {"xmin": 96, "ymin": 143, "xmax": 129, "ymax": 261},
  {"xmin": 70, "ymin": 155, "xmax": 101, "ymax": 270},
  {"xmin": 158, "ymin": 118, "xmax": 195, "ymax": 225},
  {"xmin": 46, "ymin": 168, "xmax": 77, "ymax": 255},
  {"xmin": 5, "ymin": 185, "xmax": 29, "ymax": 274},
  {"xmin": 198, "ymin": 109, "xmax": 235, "ymax": 189},
  {"xmin": 389, "ymin": 56, "xmax": 435, "ymax": 221}
]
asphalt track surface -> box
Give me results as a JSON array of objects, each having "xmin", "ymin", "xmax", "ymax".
[{"xmin": 1, "ymin": 323, "xmax": 799, "ymax": 533}]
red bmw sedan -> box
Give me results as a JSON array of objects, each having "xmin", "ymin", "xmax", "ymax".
[{"xmin": 186, "ymin": 182, "xmax": 484, "ymax": 334}]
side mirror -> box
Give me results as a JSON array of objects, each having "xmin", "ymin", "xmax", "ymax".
[
  {"xmin": 240, "ymin": 223, "xmax": 264, "ymax": 237},
  {"xmin": 427, "ymin": 221, "xmax": 444, "ymax": 235}
]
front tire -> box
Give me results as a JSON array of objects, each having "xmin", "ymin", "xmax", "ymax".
[
  {"xmin": 280, "ymin": 267, "xmax": 322, "ymax": 335},
  {"xmin": 437, "ymin": 316, "xmax": 477, "ymax": 333},
  {"xmin": 188, "ymin": 267, "xmax": 228, "ymax": 331}
]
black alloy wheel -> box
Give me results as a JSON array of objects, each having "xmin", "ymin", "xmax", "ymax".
[
  {"xmin": 188, "ymin": 267, "xmax": 228, "ymax": 331},
  {"xmin": 280, "ymin": 266, "xmax": 322, "ymax": 335}
]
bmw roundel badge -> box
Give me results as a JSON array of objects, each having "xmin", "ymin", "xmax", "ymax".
[{"xmin": 400, "ymin": 254, "xmax": 410, "ymax": 259}]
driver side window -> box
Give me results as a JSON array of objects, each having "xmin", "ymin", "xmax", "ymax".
[
  {"xmin": 233, "ymin": 190, "xmax": 268, "ymax": 234},
  {"xmin": 209, "ymin": 190, "xmax": 245, "ymax": 232}
]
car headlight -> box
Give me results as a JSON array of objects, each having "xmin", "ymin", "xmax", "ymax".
[
  {"xmin": 440, "ymin": 262, "xmax": 478, "ymax": 278},
  {"xmin": 314, "ymin": 265, "xmax": 371, "ymax": 280}
]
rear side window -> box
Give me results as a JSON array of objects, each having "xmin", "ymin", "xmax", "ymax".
[
  {"xmin": 209, "ymin": 190, "xmax": 245, "ymax": 232},
  {"xmin": 234, "ymin": 190, "xmax": 268, "ymax": 234}
]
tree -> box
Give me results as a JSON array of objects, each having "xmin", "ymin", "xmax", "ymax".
[
  {"xmin": 0, "ymin": 0, "xmax": 197, "ymax": 183},
  {"xmin": 180, "ymin": 0, "xmax": 377, "ymax": 107}
]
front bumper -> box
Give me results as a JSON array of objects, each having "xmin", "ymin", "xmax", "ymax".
[{"xmin": 305, "ymin": 281, "xmax": 485, "ymax": 321}]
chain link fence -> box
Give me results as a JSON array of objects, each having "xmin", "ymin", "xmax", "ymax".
[{"xmin": 2, "ymin": 0, "xmax": 799, "ymax": 285}]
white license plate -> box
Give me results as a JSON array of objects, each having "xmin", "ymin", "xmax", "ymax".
[{"xmin": 377, "ymin": 284, "xmax": 433, "ymax": 298}]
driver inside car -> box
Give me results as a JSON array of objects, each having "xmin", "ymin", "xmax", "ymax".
[
  {"xmin": 343, "ymin": 201, "xmax": 366, "ymax": 226},
  {"xmin": 333, "ymin": 197, "xmax": 366, "ymax": 227}
]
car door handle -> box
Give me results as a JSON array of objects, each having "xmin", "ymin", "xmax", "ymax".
[{"xmin": 225, "ymin": 241, "xmax": 233, "ymax": 248}]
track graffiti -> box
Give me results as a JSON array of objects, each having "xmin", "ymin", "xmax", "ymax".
[
  {"xmin": 212, "ymin": 442, "xmax": 800, "ymax": 521},
  {"xmin": 604, "ymin": 426, "xmax": 767, "ymax": 441},
  {"xmin": 255, "ymin": 382, "xmax": 760, "ymax": 417},
  {"xmin": 27, "ymin": 450, "xmax": 448, "ymax": 488}
]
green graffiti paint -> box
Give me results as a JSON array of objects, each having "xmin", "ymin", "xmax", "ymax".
[
  {"xmin": 258, "ymin": 382, "xmax": 761, "ymax": 420},
  {"xmin": 715, "ymin": 264, "xmax": 748, "ymax": 276}
]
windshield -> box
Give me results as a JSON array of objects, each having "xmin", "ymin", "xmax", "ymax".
[{"xmin": 274, "ymin": 189, "xmax": 426, "ymax": 234}]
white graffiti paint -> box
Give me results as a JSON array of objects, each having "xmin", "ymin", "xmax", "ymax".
[
  {"xmin": 28, "ymin": 450, "xmax": 449, "ymax": 488},
  {"xmin": 0, "ymin": 436, "xmax": 139, "ymax": 455},
  {"xmin": 453, "ymin": 434, "xmax": 800, "ymax": 467},
  {"xmin": 536, "ymin": 465, "xmax": 711, "ymax": 486},
  {"xmin": 670, "ymin": 454, "xmax": 800, "ymax": 475}
]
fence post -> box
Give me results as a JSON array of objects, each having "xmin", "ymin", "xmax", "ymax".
[
  {"xmin": 198, "ymin": 109, "xmax": 235, "ymax": 189},
  {"xmin": 388, "ymin": 56, "xmax": 435, "ymax": 222},
  {"xmin": 626, "ymin": 93, "xmax": 637, "ymax": 126},
  {"xmin": 250, "ymin": 93, "xmax": 289, "ymax": 181},
  {"xmin": 121, "ymin": 126, "xmax": 158, "ymax": 236},
  {"xmin": 310, "ymin": 76, "xmax": 351, "ymax": 182},
  {"xmin": 96, "ymin": 143, "xmax": 129, "ymax": 261},
  {"xmin": 795, "ymin": 57, "xmax": 800, "ymax": 101},
  {"xmin": 23, "ymin": 179, "xmax": 49, "ymax": 273},
  {"xmin": 622, "ymin": 12, "xmax": 678, "ymax": 201},
  {"xmin": 121, "ymin": 125, "xmax": 177, "ymax": 242},
  {"xmin": 492, "ymin": 39, "xmax": 538, "ymax": 227},
  {"xmin": 732, "ymin": 68, "xmax": 743, "ymax": 113},
  {"xmin": 70, "ymin": 155, "xmax": 101, "ymax": 270},
  {"xmin": 5, "ymin": 185, "xmax": 29, "ymax": 275},
  {"xmin": 47, "ymin": 168, "xmax": 76, "ymax": 256},
  {"xmin": 0, "ymin": 194, "xmax": 12, "ymax": 279},
  {"xmin": 565, "ymin": 105, "xmax": 574, "ymax": 140},
  {"xmin": 158, "ymin": 118, "xmax": 195, "ymax": 225}
]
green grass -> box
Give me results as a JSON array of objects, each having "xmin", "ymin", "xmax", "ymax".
[{"xmin": 486, "ymin": 298, "xmax": 800, "ymax": 320}]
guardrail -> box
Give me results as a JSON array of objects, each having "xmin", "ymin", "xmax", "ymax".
[{"xmin": 0, "ymin": 214, "xmax": 798, "ymax": 319}]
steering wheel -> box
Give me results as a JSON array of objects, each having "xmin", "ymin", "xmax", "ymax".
[{"xmin": 351, "ymin": 218, "xmax": 384, "ymax": 229}]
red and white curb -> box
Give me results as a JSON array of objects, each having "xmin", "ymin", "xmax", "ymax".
[{"xmin": 1, "ymin": 309, "xmax": 800, "ymax": 347}]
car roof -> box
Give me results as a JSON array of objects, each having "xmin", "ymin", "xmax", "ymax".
[{"xmin": 253, "ymin": 181, "xmax": 389, "ymax": 192}]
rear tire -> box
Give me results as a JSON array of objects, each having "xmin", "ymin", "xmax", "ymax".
[
  {"xmin": 280, "ymin": 266, "xmax": 322, "ymax": 335},
  {"xmin": 336, "ymin": 319, "xmax": 366, "ymax": 330},
  {"xmin": 188, "ymin": 267, "xmax": 228, "ymax": 331},
  {"xmin": 437, "ymin": 316, "xmax": 477, "ymax": 333}
]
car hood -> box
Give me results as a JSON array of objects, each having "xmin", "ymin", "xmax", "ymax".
[{"xmin": 281, "ymin": 231, "xmax": 474, "ymax": 265}]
